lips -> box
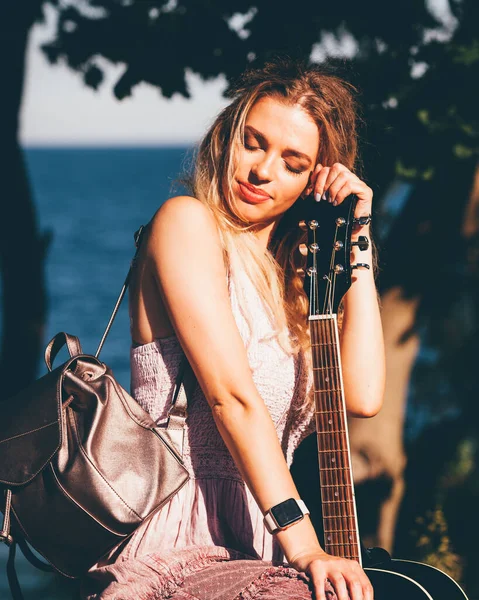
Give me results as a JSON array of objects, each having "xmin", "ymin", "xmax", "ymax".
[{"xmin": 237, "ymin": 181, "xmax": 271, "ymax": 204}]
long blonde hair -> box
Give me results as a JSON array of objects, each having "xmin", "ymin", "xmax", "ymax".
[{"xmin": 191, "ymin": 58, "xmax": 360, "ymax": 353}]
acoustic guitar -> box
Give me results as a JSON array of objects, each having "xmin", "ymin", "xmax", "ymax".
[{"xmin": 299, "ymin": 194, "xmax": 468, "ymax": 599}]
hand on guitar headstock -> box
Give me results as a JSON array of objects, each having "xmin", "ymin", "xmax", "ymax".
[{"xmin": 299, "ymin": 194, "xmax": 371, "ymax": 316}]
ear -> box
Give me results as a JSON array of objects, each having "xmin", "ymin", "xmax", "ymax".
[
  {"xmin": 300, "ymin": 182, "xmax": 314, "ymax": 199},
  {"xmin": 301, "ymin": 168, "xmax": 317, "ymax": 198}
]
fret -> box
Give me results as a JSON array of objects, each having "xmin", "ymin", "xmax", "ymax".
[
  {"xmin": 316, "ymin": 438, "xmax": 350, "ymax": 455},
  {"xmin": 319, "ymin": 466, "xmax": 350, "ymax": 471},
  {"xmin": 320, "ymin": 499, "xmax": 356, "ymax": 505},
  {"xmin": 312, "ymin": 366, "xmax": 340, "ymax": 371},
  {"xmin": 328, "ymin": 542, "xmax": 360, "ymax": 546},
  {"xmin": 314, "ymin": 388, "xmax": 343, "ymax": 393},
  {"xmin": 324, "ymin": 528, "xmax": 358, "ymax": 534},
  {"xmin": 314, "ymin": 409, "xmax": 343, "ymax": 414},
  {"xmin": 316, "ymin": 429, "xmax": 346, "ymax": 435},
  {"xmin": 320, "ymin": 483, "xmax": 352, "ymax": 488},
  {"xmin": 311, "ymin": 342, "xmax": 338, "ymax": 348},
  {"xmin": 323, "ymin": 506, "xmax": 357, "ymax": 531}
]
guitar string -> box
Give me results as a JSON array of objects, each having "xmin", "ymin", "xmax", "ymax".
[
  {"xmin": 325, "ymin": 221, "xmax": 358, "ymax": 558},
  {"xmin": 326, "ymin": 316, "xmax": 342, "ymax": 552},
  {"xmin": 321, "ymin": 226, "xmax": 339, "ymax": 552},
  {"xmin": 329, "ymin": 232, "xmax": 343, "ymax": 551},
  {"xmin": 327, "ymin": 316, "xmax": 343, "ymax": 550},
  {"xmin": 328, "ymin": 316, "xmax": 359, "ymax": 560},
  {"xmin": 332, "ymin": 222, "xmax": 359, "ymax": 558},
  {"xmin": 330, "ymin": 317, "xmax": 350, "ymax": 555}
]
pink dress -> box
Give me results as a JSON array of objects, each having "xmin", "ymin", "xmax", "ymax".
[{"xmin": 82, "ymin": 270, "xmax": 337, "ymax": 599}]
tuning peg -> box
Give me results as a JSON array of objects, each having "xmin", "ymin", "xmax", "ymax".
[
  {"xmin": 298, "ymin": 219, "xmax": 319, "ymax": 230},
  {"xmin": 351, "ymin": 263, "xmax": 370, "ymax": 270},
  {"xmin": 351, "ymin": 235, "xmax": 369, "ymax": 251}
]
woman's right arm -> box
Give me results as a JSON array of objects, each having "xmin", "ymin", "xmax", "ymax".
[{"xmin": 146, "ymin": 196, "xmax": 372, "ymax": 600}]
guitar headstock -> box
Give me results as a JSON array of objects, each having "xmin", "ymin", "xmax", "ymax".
[{"xmin": 299, "ymin": 194, "xmax": 369, "ymax": 316}]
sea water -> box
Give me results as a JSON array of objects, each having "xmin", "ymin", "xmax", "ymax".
[{"xmin": 0, "ymin": 146, "xmax": 190, "ymax": 599}]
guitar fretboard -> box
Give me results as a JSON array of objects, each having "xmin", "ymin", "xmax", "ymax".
[{"xmin": 310, "ymin": 314, "xmax": 361, "ymax": 563}]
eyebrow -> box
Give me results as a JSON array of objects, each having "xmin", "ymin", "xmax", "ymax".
[{"xmin": 244, "ymin": 125, "xmax": 313, "ymax": 166}]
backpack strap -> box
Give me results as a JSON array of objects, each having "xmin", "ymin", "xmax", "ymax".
[{"xmin": 95, "ymin": 225, "xmax": 146, "ymax": 358}]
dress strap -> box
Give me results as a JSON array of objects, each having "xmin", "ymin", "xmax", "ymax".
[{"xmin": 162, "ymin": 358, "xmax": 196, "ymax": 457}]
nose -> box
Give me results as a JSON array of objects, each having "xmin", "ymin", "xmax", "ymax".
[{"xmin": 251, "ymin": 153, "xmax": 274, "ymax": 182}]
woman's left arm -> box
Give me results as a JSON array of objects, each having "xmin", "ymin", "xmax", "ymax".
[{"xmin": 312, "ymin": 162, "xmax": 386, "ymax": 417}]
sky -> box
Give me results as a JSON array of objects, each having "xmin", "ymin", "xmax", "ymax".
[
  {"xmin": 20, "ymin": 5, "xmax": 230, "ymax": 146},
  {"xmin": 19, "ymin": 1, "xmax": 454, "ymax": 147}
]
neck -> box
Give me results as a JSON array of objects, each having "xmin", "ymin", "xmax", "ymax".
[
  {"xmin": 254, "ymin": 219, "xmax": 279, "ymax": 251},
  {"xmin": 311, "ymin": 313, "xmax": 362, "ymax": 563}
]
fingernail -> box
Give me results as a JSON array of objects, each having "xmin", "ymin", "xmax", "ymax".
[
  {"xmin": 322, "ymin": 192, "xmax": 327, "ymax": 201},
  {"xmin": 315, "ymin": 193, "xmax": 321, "ymax": 202},
  {"xmin": 333, "ymin": 200, "xmax": 338, "ymax": 206}
]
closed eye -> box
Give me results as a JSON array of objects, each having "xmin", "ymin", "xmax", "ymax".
[{"xmin": 284, "ymin": 163, "xmax": 304, "ymax": 175}]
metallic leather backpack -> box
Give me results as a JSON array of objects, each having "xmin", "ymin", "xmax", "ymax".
[{"xmin": 0, "ymin": 226, "xmax": 192, "ymax": 597}]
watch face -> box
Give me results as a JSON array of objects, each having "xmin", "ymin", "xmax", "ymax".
[{"xmin": 271, "ymin": 498, "xmax": 303, "ymax": 528}]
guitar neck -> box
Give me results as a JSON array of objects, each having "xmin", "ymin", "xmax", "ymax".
[{"xmin": 311, "ymin": 314, "xmax": 362, "ymax": 564}]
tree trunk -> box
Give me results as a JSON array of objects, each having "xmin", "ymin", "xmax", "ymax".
[
  {"xmin": 0, "ymin": 3, "xmax": 49, "ymax": 401},
  {"xmin": 350, "ymin": 160, "xmax": 479, "ymax": 553}
]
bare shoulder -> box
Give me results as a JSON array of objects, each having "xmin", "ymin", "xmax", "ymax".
[
  {"xmin": 146, "ymin": 195, "xmax": 223, "ymax": 268},
  {"xmin": 149, "ymin": 195, "xmax": 218, "ymax": 241}
]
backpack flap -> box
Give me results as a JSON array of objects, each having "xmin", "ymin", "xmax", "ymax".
[{"xmin": 0, "ymin": 364, "xmax": 65, "ymax": 487}]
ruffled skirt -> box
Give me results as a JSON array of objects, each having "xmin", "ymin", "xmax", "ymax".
[{"xmin": 81, "ymin": 479, "xmax": 338, "ymax": 599}]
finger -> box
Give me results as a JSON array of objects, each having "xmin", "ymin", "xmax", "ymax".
[
  {"xmin": 312, "ymin": 163, "xmax": 323, "ymax": 181},
  {"xmin": 348, "ymin": 579, "xmax": 364, "ymax": 600},
  {"xmin": 313, "ymin": 167, "xmax": 330, "ymax": 201},
  {"xmin": 353, "ymin": 184, "xmax": 373, "ymax": 212},
  {"xmin": 311, "ymin": 574, "xmax": 328, "ymax": 600},
  {"xmin": 322, "ymin": 164, "xmax": 348, "ymax": 201},
  {"xmin": 328, "ymin": 572, "xmax": 350, "ymax": 600},
  {"xmin": 363, "ymin": 582, "xmax": 374, "ymax": 600},
  {"xmin": 362, "ymin": 575, "xmax": 374, "ymax": 600},
  {"xmin": 307, "ymin": 164, "xmax": 323, "ymax": 197},
  {"xmin": 327, "ymin": 173, "xmax": 352, "ymax": 205}
]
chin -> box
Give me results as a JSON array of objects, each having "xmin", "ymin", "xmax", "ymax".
[{"xmin": 235, "ymin": 200, "xmax": 271, "ymax": 226}]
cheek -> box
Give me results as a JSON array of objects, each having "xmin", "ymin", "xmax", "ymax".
[
  {"xmin": 280, "ymin": 177, "xmax": 307, "ymax": 206},
  {"xmin": 233, "ymin": 146, "xmax": 249, "ymax": 170}
]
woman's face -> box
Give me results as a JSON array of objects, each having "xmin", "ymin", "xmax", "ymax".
[{"xmin": 231, "ymin": 96, "xmax": 319, "ymax": 239}]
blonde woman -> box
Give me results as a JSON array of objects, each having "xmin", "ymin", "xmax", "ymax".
[{"xmin": 84, "ymin": 59, "xmax": 385, "ymax": 600}]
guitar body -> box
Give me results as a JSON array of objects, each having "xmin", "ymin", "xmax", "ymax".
[
  {"xmin": 369, "ymin": 558, "xmax": 469, "ymax": 599},
  {"xmin": 364, "ymin": 567, "xmax": 434, "ymax": 599}
]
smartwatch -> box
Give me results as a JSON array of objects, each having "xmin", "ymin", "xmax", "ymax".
[{"xmin": 263, "ymin": 498, "xmax": 310, "ymax": 534}]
